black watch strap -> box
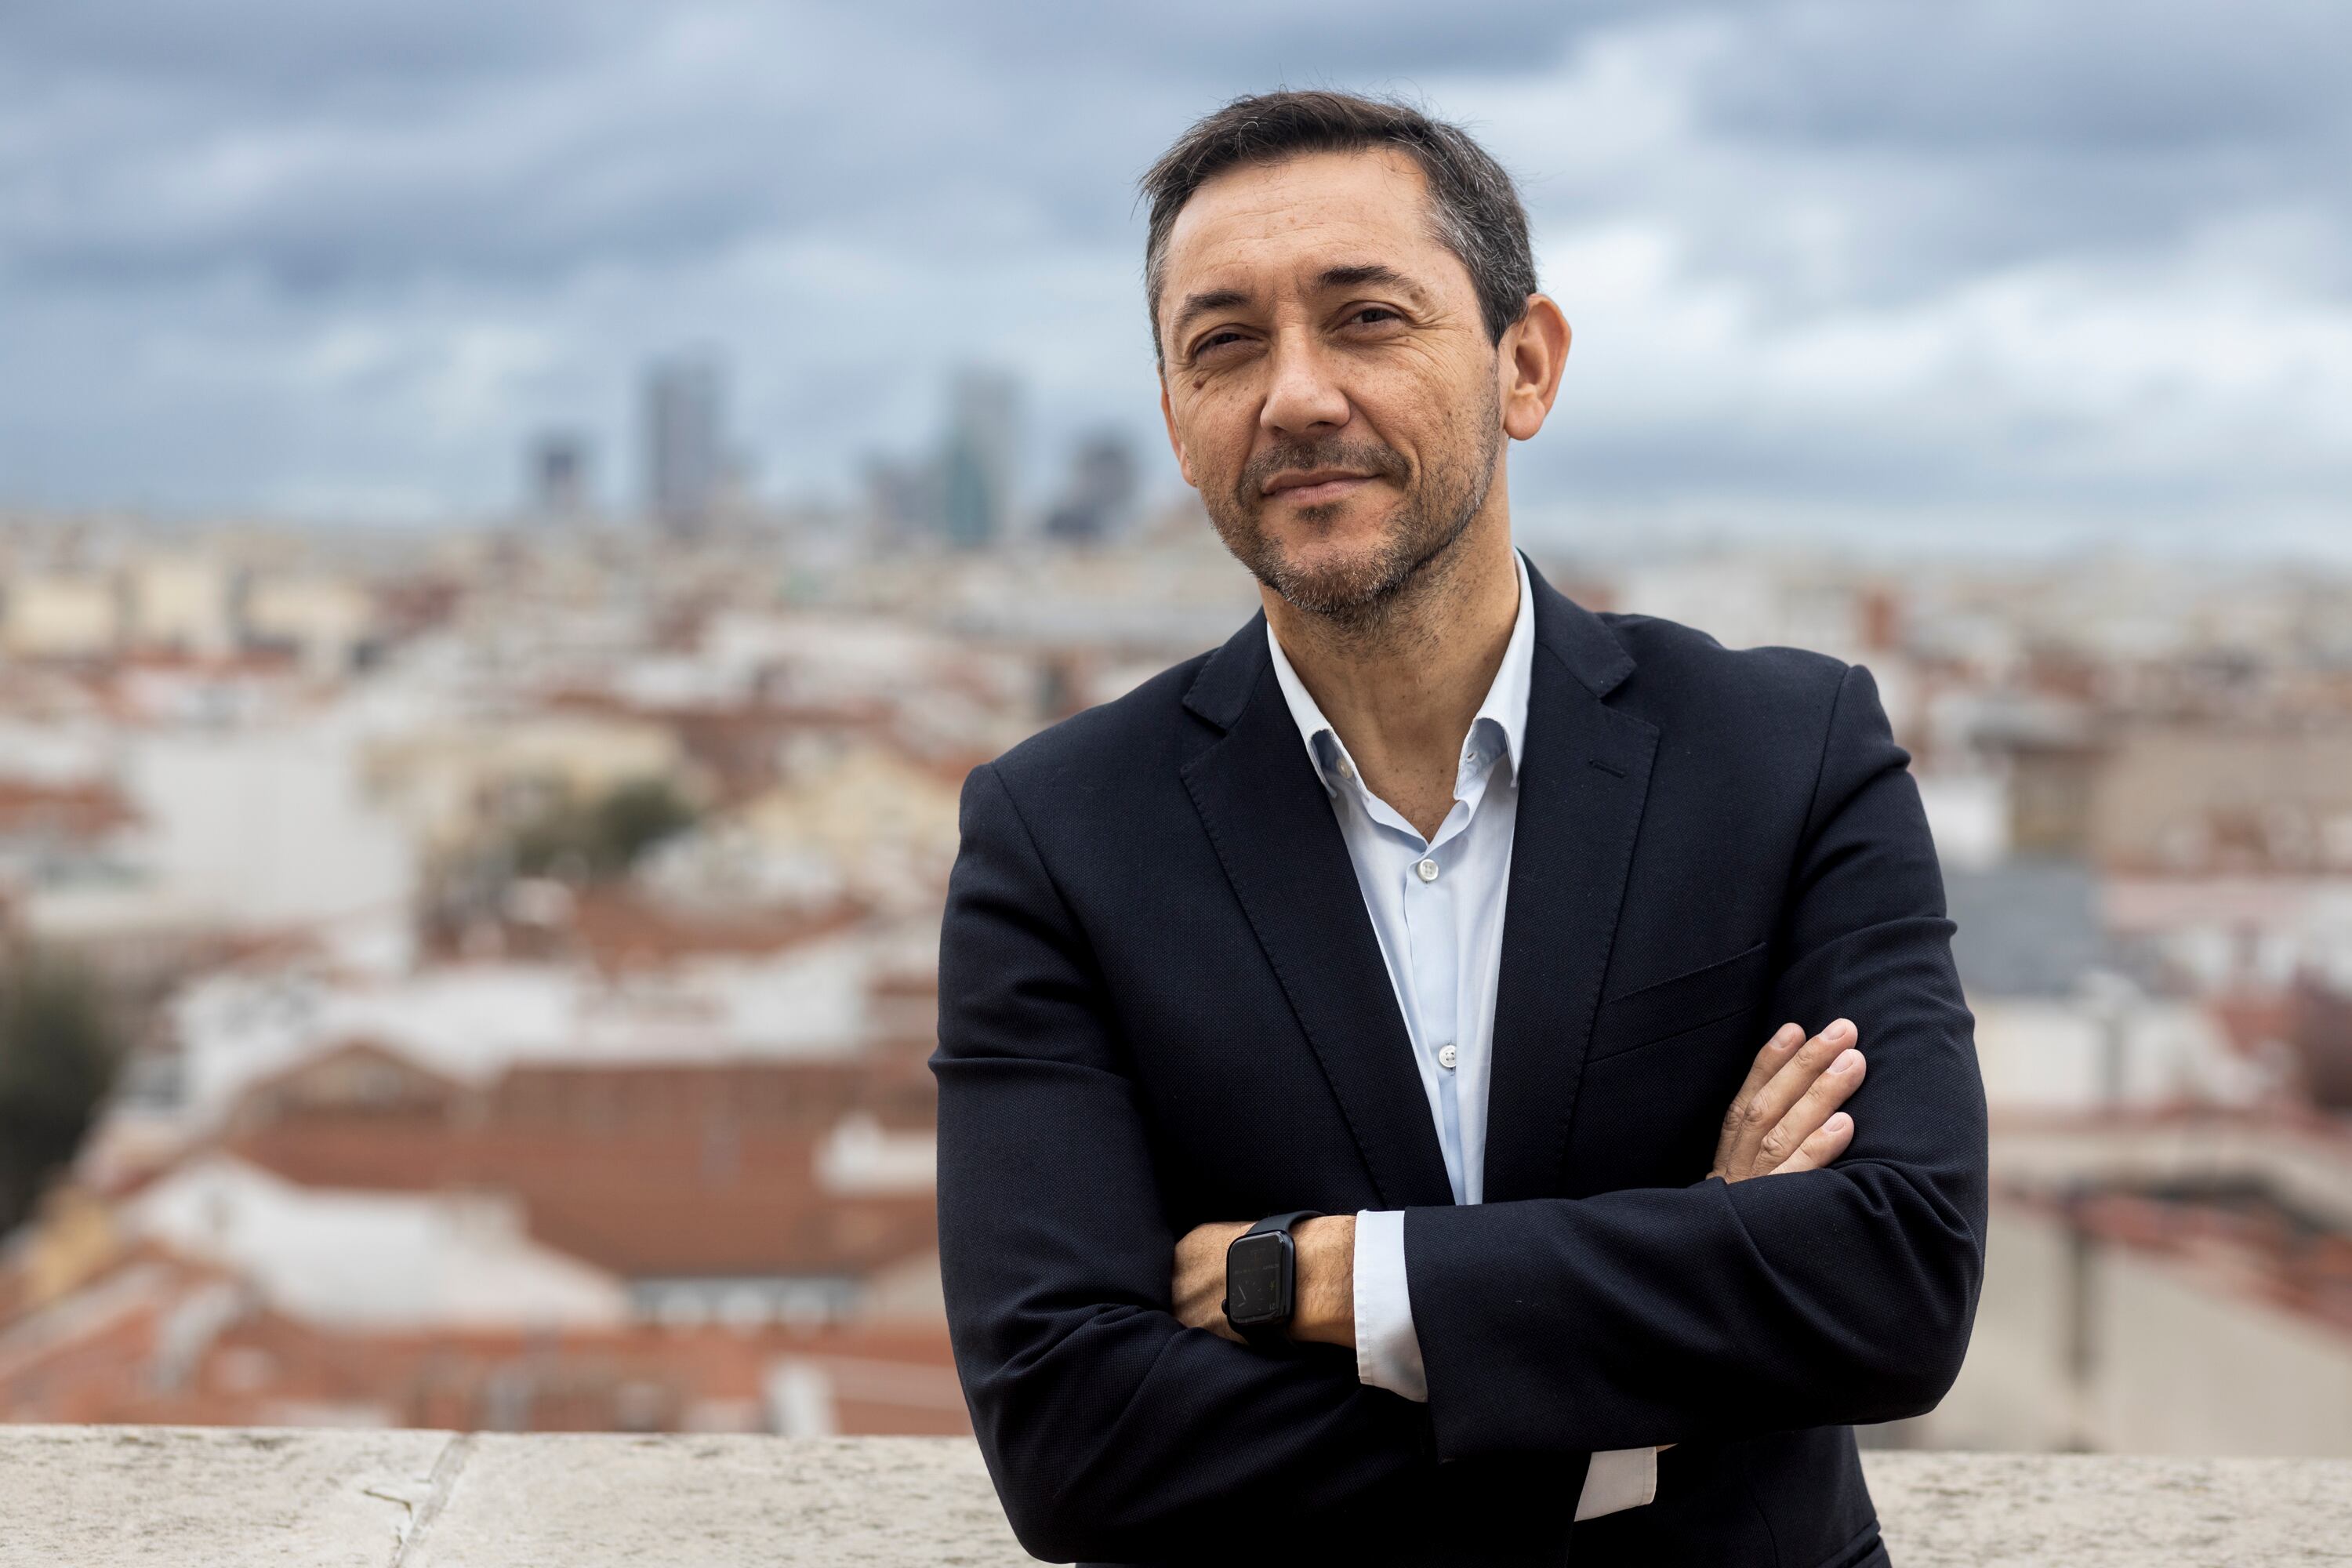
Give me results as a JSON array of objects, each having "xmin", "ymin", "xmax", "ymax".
[{"xmin": 1245, "ymin": 1210, "xmax": 1324, "ymax": 1240}]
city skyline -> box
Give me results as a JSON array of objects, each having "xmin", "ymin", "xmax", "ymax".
[
  {"xmin": 2, "ymin": 510, "xmax": 2350, "ymax": 1450},
  {"xmin": 2, "ymin": 3, "xmax": 2350, "ymax": 555}
]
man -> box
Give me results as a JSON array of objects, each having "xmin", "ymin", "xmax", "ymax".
[{"xmin": 934, "ymin": 90, "xmax": 1986, "ymax": 1567}]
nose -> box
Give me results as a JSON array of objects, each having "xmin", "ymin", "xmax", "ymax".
[{"xmin": 1259, "ymin": 329, "xmax": 1349, "ymax": 438}]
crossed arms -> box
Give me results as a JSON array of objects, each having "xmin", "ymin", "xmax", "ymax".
[
  {"xmin": 932, "ymin": 666, "xmax": 1989, "ymax": 1562},
  {"xmin": 1168, "ymin": 1012, "xmax": 1880, "ymax": 1353}
]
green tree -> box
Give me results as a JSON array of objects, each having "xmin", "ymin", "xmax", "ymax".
[
  {"xmin": 588, "ymin": 778, "xmax": 699, "ymax": 871},
  {"xmin": 0, "ymin": 954, "xmax": 124, "ymax": 1236},
  {"xmin": 510, "ymin": 778, "xmax": 699, "ymax": 882}
]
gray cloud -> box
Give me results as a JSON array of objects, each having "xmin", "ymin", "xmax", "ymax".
[
  {"xmin": 1686, "ymin": 2, "xmax": 2352, "ymax": 299},
  {"xmin": 0, "ymin": 1, "xmax": 1675, "ymax": 295},
  {"xmin": 0, "ymin": 0, "xmax": 2346, "ymax": 546},
  {"xmin": 1705, "ymin": 1, "xmax": 2352, "ymax": 152}
]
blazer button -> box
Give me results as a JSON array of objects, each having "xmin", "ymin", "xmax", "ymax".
[
  {"xmin": 1415, "ymin": 857, "xmax": 1439, "ymax": 883},
  {"xmin": 1438, "ymin": 1044, "xmax": 1458, "ymax": 1070}
]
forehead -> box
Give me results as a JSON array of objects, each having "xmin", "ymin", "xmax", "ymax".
[{"xmin": 1159, "ymin": 147, "xmax": 1458, "ymax": 306}]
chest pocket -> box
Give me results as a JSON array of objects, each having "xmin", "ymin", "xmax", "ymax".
[
  {"xmin": 1570, "ymin": 940, "xmax": 1775, "ymax": 1192},
  {"xmin": 1588, "ymin": 939, "xmax": 1769, "ymax": 1062}
]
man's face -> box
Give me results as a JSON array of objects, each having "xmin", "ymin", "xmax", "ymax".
[{"xmin": 1156, "ymin": 149, "xmax": 1508, "ymax": 624}]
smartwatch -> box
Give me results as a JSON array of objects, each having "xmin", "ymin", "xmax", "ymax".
[{"xmin": 1221, "ymin": 1210, "xmax": 1324, "ymax": 1348}]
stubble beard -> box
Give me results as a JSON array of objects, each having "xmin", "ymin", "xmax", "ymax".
[{"xmin": 1202, "ymin": 383, "xmax": 1503, "ymax": 649}]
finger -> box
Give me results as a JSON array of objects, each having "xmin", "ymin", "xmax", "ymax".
[
  {"xmin": 1770, "ymin": 1109, "xmax": 1856, "ymax": 1176},
  {"xmin": 1715, "ymin": 1023, "xmax": 1805, "ymax": 1168},
  {"xmin": 1723, "ymin": 1020, "xmax": 1850, "ymax": 1174},
  {"xmin": 1733, "ymin": 1019, "xmax": 1857, "ymax": 1170},
  {"xmin": 1722, "ymin": 1023, "xmax": 1806, "ymax": 1128},
  {"xmin": 1759, "ymin": 1050, "xmax": 1864, "ymax": 1171}
]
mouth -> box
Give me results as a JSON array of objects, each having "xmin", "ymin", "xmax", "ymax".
[{"xmin": 1261, "ymin": 470, "xmax": 1377, "ymax": 506}]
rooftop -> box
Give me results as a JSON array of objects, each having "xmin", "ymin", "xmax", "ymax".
[{"xmin": 2, "ymin": 1428, "xmax": 2347, "ymax": 1567}]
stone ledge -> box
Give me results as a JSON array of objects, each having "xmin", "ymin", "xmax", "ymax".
[{"xmin": 2, "ymin": 1428, "xmax": 2349, "ymax": 1566}]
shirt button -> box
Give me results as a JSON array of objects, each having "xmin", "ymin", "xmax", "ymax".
[
  {"xmin": 1337, "ymin": 757, "xmax": 1356, "ymax": 780},
  {"xmin": 1438, "ymin": 1044, "xmax": 1459, "ymax": 1070},
  {"xmin": 1415, "ymin": 858, "xmax": 1439, "ymax": 884}
]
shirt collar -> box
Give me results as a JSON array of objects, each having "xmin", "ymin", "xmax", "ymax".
[{"xmin": 1265, "ymin": 548, "xmax": 1536, "ymax": 797}]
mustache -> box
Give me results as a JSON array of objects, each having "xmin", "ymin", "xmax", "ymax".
[{"xmin": 1236, "ymin": 439, "xmax": 1410, "ymax": 506}]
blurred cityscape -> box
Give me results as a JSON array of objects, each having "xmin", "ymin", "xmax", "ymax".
[{"xmin": 0, "ymin": 353, "xmax": 2348, "ymax": 1457}]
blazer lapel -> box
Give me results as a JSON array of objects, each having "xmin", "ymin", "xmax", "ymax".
[
  {"xmin": 1481, "ymin": 565, "xmax": 1660, "ymax": 1203},
  {"xmin": 1179, "ymin": 616, "xmax": 1457, "ymax": 1210}
]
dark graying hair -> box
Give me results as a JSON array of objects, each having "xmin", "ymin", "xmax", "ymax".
[{"xmin": 1139, "ymin": 90, "xmax": 1538, "ymax": 365}]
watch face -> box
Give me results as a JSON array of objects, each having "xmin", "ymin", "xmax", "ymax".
[{"xmin": 1226, "ymin": 1232, "xmax": 1288, "ymax": 1324}]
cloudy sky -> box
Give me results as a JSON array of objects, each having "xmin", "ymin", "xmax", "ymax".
[{"xmin": 4, "ymin": 1, "xmax": 2348, "ymax": 552}]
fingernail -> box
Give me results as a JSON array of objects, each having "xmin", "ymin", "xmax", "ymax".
[
  {"xmin": 1831, "ymin": 1048, "xmax": 1862, "ymax": 1075},
  {"xmin": 1827, "ymin": 1112, "xmax": 1851, "ymax": 1133},
  {"xmin": 1821, "ymin": 1019, "xmax": 1853, "ymax": 1044},
  {"xmin": 1774, "ymin": 1024, "xmax": 1802, "ymax": 1047}
]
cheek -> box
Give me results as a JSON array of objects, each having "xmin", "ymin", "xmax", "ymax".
[
  {"xmin": 1352, "ymin": 359, "xmax": 1474, "ymax": 451},
  {"xmin": 1418, "ymin": 376, "xmax": 1497, "ymax": 472},
  {"xmin": 1173, "ymin": 392, "xmax": 1256, "ymax": 479}
]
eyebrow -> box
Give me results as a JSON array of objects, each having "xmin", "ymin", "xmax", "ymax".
[
  {"xmin": 1167, "ymin": 288, "xmax": 1251, "ymax": 348},
  {"xmin": 1311, "ymin": 263, "xmax": 1434, "ymax": 307}
]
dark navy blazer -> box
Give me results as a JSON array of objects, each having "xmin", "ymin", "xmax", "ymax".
[{"xmin": 933, "ymin": 559, "xmax": 1987, "ymax": 1567}]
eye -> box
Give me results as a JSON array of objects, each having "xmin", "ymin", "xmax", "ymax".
[
  {"xmin": 1191, "ymin": 328, "xmax": 1254, "ymax": 361},
  {"xmin": 1347, "ymin": 306, "xmax": 1403, "ymax": 328}
]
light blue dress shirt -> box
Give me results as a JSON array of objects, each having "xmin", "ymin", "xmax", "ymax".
[{"xmin": 1263, "ymin": 548, "xmax": 1657, "ymax": 1522}]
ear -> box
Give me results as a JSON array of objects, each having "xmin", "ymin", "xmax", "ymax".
[
  {"xmin": 1159, "ymin": 374, "xmax": 1197, "ymax": 489},
  {"xmin": 1499, "ymin": 294, "xmax": 1571, "ymax": 442}
]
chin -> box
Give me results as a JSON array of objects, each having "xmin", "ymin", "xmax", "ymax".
[
  {"xmin": 1264, "ymin": 533, "xmax": 1409, "ymax": 615},
  {"xmin": 1262, "ymin": 495, "xmax": 1394, "ymax": 561},
  {"xmin": 1210, "ymin": 488, "xmax": 1423, "ymax": 618}
]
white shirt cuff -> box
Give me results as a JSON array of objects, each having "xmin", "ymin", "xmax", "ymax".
[
  {"xmin": 1351, "ymin": 1208, "xmax": 1426, "ymax": 1401},
  {"xmin": 1575, "ymin": 1444, "xmax": 1659, "ymax": 1520},
  {"xmin": 1352, "ymin": 1210, "xmax": 1659, "ymax": 1523}
]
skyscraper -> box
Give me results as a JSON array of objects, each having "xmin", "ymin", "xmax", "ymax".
[
  {"xmin": 938, "ymin": 368, "xmax": 1022, "ymax": 550},
  {"xmin": 1043, "ymin": 430, "xmax": 1140, "ymax": 543},
  {"xmin": 643, "ymin": 352, "xmax": 725, "ymax": 534},
  {"xmin": 528, "ymin": 432, "xmax": 590, "ymax": 520}
]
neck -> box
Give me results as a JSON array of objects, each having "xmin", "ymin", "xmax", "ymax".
[{"xmin": 1265, "ymin": 505, "xmax": 1519, "ymax": 840}]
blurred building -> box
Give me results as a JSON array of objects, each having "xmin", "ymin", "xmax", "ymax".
[
  {"xmin": 241, "ymin": 573, "xmax": 376, "ymax": 676},
  {"xmin": 938, "ymin": 368, "xmax": 1021, "ymax": 550},
  {"xmin": 2, "ymin": 574, "xmax": 119, "ymax": 659},
  {"xmin": 528, "ymin": 433, "xmax": 592, "ymax": 521},
  {"xmin": 643, "ymin": 354, "xmax": 726, "ymax": 535},
  {"xmin": 1911, "ymin": 1117, "xmax": 2352, "ymax": 1457},
  {"xmin": 125, "ymin": 554, "xmax": 236, "ymax": 656},
  {"xmin": 1042, "ymin": 430, "xmax": 1139, "ymax": 544},
  {"xmin": 861, "ymin": 452, "xmax": 942, "ymax": 550}
]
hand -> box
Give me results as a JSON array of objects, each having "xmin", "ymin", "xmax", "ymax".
[
  {"xmin": 1710, "ymin": 1018, "xmax": 1865, "ymax": 1183},
  {"xmin": 1173, "ymin": 1220, "xmax": 1251, "ymax": 1341},
  {"xmin": 1172, "ymin": 1216, "xmax": 1356, "ymax": 1348}
]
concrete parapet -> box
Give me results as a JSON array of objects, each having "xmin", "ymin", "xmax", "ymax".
[{"xmin": 2, "ymin": 1428, "xmax": 2348, "ymax": 1566}]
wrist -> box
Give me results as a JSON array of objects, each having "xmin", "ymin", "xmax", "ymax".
[{"xmin": 1287, "ymin": 1214, "xmax": 1356, "ymax": 1347}]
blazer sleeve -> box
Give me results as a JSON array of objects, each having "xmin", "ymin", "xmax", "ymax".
[
  {"xmin": 931, "ymin": 760, "xmax": 1441, "ymax": 1563},
  {"xmin": 1401, "ymin": 662, "xmax": 1991, "ymax": 1460}
]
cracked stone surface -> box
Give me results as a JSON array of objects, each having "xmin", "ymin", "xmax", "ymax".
[
  {"xmin": 402, "ymin": 1435, "xmax": 1029, "ymax": 1567},
  {"xmin": 3, "ymin": 1431, "xmax": 2350, "ymax": 1566},
  {"xmin": 1866, "ymin": 1450, "xmax": 2352, "ymax": 1566},
  {"xmin": 0, "ymin": 1425, "xmax": 456, "ymax": 1567}
]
